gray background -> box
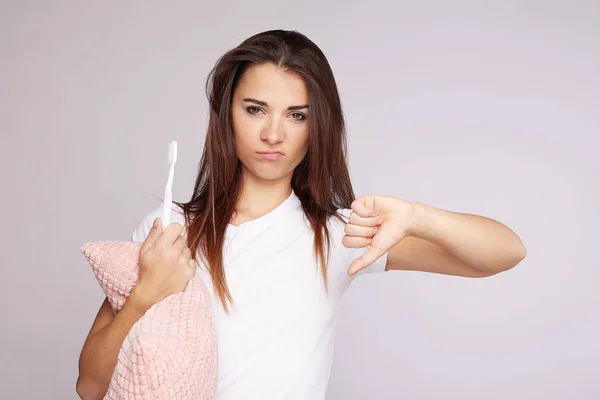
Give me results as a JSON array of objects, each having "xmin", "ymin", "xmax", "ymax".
[{"xmin": 2, "ymin": 1, "xmax": 599, "ymax": 399}]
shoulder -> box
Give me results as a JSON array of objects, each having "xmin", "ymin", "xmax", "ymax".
[{"xmin": 130, "ymin": 202, "xmax": 186, "ymax": 242}]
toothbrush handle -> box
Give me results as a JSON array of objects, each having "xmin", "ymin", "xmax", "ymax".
[
  {"xmin": 162, "ymin": 192, "xmax": 172, "ymax": 227},
  {"xmin": 162, "ymin": 164, "xmax": 174, "ymax": 226}
]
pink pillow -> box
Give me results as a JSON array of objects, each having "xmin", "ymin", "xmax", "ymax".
[{"xmin": 81, "ymin": 240, "xmax": 218, "ymax": 400}]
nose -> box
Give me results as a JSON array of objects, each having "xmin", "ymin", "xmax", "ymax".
[{"xmin": 260, "ymin": 116, "xmax": 285, "ymax": 145}]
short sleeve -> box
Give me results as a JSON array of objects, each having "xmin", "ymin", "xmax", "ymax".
[
  {"xmin": 336, "ymin": 208, "xmax": 389, "ymax": 276},
  {"xmin": 130, "ymin": 203, "xmax": 187, "ymax": 242}
]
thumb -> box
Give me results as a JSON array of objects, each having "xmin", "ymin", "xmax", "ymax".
[
  {"xmin": 348, "ymin": 245, "xmax": 385, "ymax": 276},
  {"xmin": 140, "ymin": 217, "xmax": 163, "ymax": 254},
  {"xmin": 351, "ymin": 196, "xmax": 378, "ymax": 218}
]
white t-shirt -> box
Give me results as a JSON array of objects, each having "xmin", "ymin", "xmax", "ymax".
[{"xmin": 130, "ymin": 190, "xmax": 388, "ymax": 399}]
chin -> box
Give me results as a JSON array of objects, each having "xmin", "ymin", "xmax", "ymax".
[
  {"xmin": 244, "ymin": 163, "xmax": 293, "ymax": 182},
  {"xmin": 253, "ymin": 169, "xmax": 290, "ymax": 181}
]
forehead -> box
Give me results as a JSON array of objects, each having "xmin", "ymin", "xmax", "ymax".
[{"xmin": 235, "ymin": 63, "xmax": 308, "ymax": 104}]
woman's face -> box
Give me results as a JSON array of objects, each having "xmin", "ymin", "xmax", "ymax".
[{"xmin": 231, "ymin": 63, "xmax": 310, "ymax": 183}]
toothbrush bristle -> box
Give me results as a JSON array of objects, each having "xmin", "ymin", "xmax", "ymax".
[{"xmin": 168, "ymin": 141, "xmax": 178, "ymax": 164}]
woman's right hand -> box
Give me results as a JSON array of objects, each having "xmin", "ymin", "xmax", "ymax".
[{"xmin": 130, "ymin": 217, "xmax": 197, "ymax": 311}]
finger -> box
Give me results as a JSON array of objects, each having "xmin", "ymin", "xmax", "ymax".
[
  {"xmin": 351, "ymin": 198, "xmax": 377, "ymax": 218},
  {"xmin": 181, "ymin": 246, "xmax": 191, "ymax": 260},
  {"xmin": 140, "ymin": 218, "xmax": 163, "ymax": 254},
  {"xmin": 342, "ymin": 235, "xmax": 372, "ymax": 248},
  {"xmin": 173, "ymin": 235, "xmax": 187, "ymax": 253},
  {"xmin": 348, "ymin": 246, "xmax": 386, "ymax": 276},
  {"xmin": 156, "ymin": 222, "xmax": 184, "ymax": 247},
  {"xmin": 349, "ymin": 212, "xmax": 383, "ymax": 227},
  {"xmin": 180, "ymin": 251, "xmax": 194, "ymax": 268},
  {"xmin": 187, "ymin": 259, "xmax": 198, "ymax": 279},
  {"xmin": 344, "ymin": 223, "xmax": 379, "ymax": 238}
]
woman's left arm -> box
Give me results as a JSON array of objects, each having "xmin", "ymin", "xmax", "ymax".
[
  {"xmin": 389, "ymin": 202, "xmax": 527, "ymax": 276},
  {"xmin": 344, "ymin": 195, "xmax": 527, "ymax": 277}
]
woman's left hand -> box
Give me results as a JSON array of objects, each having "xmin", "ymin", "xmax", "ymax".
[{"xmin": 343, "ymin": 194, "xmax": 415, "ymax": 275}]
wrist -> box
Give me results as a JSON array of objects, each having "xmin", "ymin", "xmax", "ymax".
[
  {"xmin": 127, "ymin": 286, "xmax": 153, "ymax": 315},
  {"xmin": 406, "ymin": 201, "xmax": 433, "ymax": 240}
]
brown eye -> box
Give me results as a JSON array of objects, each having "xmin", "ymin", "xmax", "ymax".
[
  {"xmin": 291, "ymin": 112, "xmax": 306, "ymax": 121},
  {"xmin": 246, "ymin": 106, "xmax": 263, "ymax": 115}
]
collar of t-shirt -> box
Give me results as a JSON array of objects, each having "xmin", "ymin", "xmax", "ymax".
[{"xmin": 225, "ymin": 190, "xmax": 301, "ymax": 242}]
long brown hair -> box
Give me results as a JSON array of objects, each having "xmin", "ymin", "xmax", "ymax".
[{"xmin": 174, "ymin": 29, "xmax": 355, "ymax": 313}]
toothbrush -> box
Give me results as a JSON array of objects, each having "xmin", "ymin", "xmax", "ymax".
[{"xmin": 162, "ymin": 141, "xmax": 178, "ymax": 227}]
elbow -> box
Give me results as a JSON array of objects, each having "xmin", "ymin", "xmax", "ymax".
[
  {"xmin": 508, "ymin": 241, "xmax": 527, "ymax": 270},
  {"xmin": 75, "ymin": 376, "xmax": 94, "ymax": 400},
  {"xmin": 518, "ymin": 241, "xmax": 527, "ymax": 261},
  {"xmin": 494, "ymin": 242, "xmax": 528, "ymax": 275},
  {"xmin": 76, "ymin": 375, "xmax": 106, "ymax": 400},
  {"xmin": 475, "ymin": 243, "xmax": 527, "ymax": 278}
]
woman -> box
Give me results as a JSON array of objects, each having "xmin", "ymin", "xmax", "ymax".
[{"xmin": 76, "ymin": 29, "xmax": 526, "ymax": 399}]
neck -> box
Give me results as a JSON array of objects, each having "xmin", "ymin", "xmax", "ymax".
[{"xmin": 232, "ymin": 169, "xmax": 293, "ymax": 225}]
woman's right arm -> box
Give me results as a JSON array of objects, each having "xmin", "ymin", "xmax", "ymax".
[
  {"xmin": 76, "ymin": 218, "xmax": 197, "ymax": 400},
  {"xmin": 76, "ymin": 295, "xmax": 150, "ymax": 400}
]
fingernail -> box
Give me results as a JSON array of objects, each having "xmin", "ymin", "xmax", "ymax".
[{"xmin": 153, "ymin": 219, "xmax": 158, "ymax": 228}]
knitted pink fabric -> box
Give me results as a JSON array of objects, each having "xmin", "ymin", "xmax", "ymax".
[{"xmin": 81, "ymin": 240, "xmax": 218, "ymax": 400}]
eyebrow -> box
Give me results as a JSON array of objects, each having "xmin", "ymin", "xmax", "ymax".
[{"xmin": 243, "ymin": 97, "xmax": 309, "ymax": 111}]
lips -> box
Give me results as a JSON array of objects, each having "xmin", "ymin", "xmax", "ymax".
[{"xmin": 257, "ymin": 151, "xmax": 283, "ymax": 160}]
